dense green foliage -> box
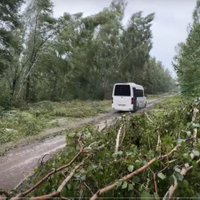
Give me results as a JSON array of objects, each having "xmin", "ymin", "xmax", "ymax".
[
  {"xmin": 16, "ymin": 97, "xmax": 200, "ymax": 199},
  {"xmin": 0, "ymin": 0, "xmax": 23, "ymax": 73},
  {"xmin": 174, "ymin": 0, "xmax": 200, "ymax": 96},
  {"xmin": 0, "ymin": 0, "xmax": 174, "ymax": 108},
  {"xmin": 144, "ymin": 58, "xmax": 174, "ymax": 94},
  {"xmin": 0, "ymin": 0, "xmax": 24, "ymax": 107}
]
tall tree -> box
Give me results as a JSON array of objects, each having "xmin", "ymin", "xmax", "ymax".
[
  {"xmin": 119, "ymin": 12, "xmax": 154, "ymax": 84},
  {"xmin": 0, "ymin": 0, "xmax": 23, "ymax": 74},
  {"xmin": 144, "ymin": 57, "xmax": 174, "ymax": 94},
  {"xmin": 31, "ymin": 12, "xmax": 83, "ymax": 101},
  {"xmin": 174, "ymin": 0, "xmax": 200, "ymax": 96},
  {"xmin": 17, "ymin": 0, "xmax": 57, "ymax": 101},
  {"xmin": 63, "ymin": 0, "xmax": 126, "ymax": 99}
]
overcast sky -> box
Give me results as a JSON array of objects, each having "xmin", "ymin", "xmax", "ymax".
[{"xmin": 52, "ymin": 0, "xmax": 197, "ymax": 77}]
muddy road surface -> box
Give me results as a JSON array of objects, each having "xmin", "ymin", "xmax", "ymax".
[{"xmin": 0, "ymin": 98, "xmax": 163, "ymax": 190}]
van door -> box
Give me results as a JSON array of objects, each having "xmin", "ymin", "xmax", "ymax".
[
  {"xmin": 112, "ymin": 84, "xmax": 133, "ymax": 111},
  {"xmin": 134, "ymin": 89, "xmax": 145, "ymax": 108}
]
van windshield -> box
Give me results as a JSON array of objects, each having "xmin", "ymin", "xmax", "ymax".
[{"xmin": 114, "ymin": 85, "xmax": 130, "ymax": 96}]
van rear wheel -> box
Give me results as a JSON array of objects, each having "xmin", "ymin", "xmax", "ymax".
[{"xmin": 133, "ymin": 105, "xmax": 137, "ymax": 113}]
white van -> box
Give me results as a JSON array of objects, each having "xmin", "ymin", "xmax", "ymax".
[{"xmin": 112, "ymin": 82, "xmax": 147, "ymax": 112}]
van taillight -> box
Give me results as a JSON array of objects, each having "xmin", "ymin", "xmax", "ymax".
[{"xmin": 131, "ymin": 97, "xmax": 135, "ymax": 104}]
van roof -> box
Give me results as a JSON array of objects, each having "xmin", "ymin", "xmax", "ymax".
[{"xmin": 114, "ymin": 82, "xmax": 144, "ymax": 90}]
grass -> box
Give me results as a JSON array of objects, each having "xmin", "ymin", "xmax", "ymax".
[
  {"xmin": 154, "ymin": 95, "xmax": 186, "ymax": 110},
  {"xmin": 147, "ymin": 92, "xmax": 177, "ymax": 100},
  {"xmin": 0, "ymin": 100, "xmax": 112, "ymax": 152},
  {"xmin": 28, "ymin": 100, "xmax": 111, "ymax": 118}
]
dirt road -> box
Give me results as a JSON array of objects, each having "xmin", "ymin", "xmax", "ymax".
[{"xmin": 0, "ymin": 98, "xmax": 162, "ymax": 190}]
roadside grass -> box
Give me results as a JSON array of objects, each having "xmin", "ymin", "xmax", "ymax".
[
  {"xmin": 146, "ymin": 94, "xmax": 161, "ymax": 100},
  {"xmin": 0, "ymin": 100, "xmax": 111, "ymax": 151},
  {"xmin": 147, "ymin": 92, "xmax": 177, "ymax": 100},
  {"xmin": 154, "ymin": 95, "xmax": 188, "ymax": 110},
  {"xmin": 28, "ymin": 100, "xmax": 111, "ymax": 118}
]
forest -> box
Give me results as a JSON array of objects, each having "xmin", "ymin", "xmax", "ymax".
[
  {"xmin": 1, "ymin": 0, "xmax": 200, "ymax": 199},
  {"xmin": 0, "ymin": 0, "xmax": 174, "ymax": 108},
  {"xmin": 174, "ymin": 0, "xmax": 200, "ymax": 97}
]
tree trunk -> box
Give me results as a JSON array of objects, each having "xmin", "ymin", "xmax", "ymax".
[{"xmin": 25, "ymin": 74, "xmax": 31, "ymax": 102}]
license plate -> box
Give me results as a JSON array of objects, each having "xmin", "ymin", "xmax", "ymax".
[{"xmin": 119, "ymin": 104, "xmax": 125, "ymax": 106}]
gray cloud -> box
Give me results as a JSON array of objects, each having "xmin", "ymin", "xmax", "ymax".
[
  {"xmin": 52, "ymin": 0, "xmax": 112, "ymax": 17},
  {"xmin": 124, "ymin": 0, "xmax": 196, "ymax": 76},
  {"xmin": 53, "ymin": 0, "xmax": 197, "ymax": 77}
]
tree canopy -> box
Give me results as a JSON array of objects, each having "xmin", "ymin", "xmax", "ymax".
[
  {"xmin": 0, "ymin": 0, "xmax": 174, "ymax": 107},
  {"xmin": 0, "ymin": 0, "xmax": 23, "ymax": 74},
  {"xmin": 174, "ymin": 0, "xmax": 200, "ymax": 96}
]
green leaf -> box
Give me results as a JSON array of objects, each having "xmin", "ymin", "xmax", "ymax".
[
  {"xmin": 174, "ymin": 166, "xmax": 181, "ymax": 173},
  {"xmin": 128, "ymin": 183, "xmax": 134, "ymax": 191},
  {"xmin": 80, "ymin": 175, "xmax": 86, "ymax": 181},
  {"xmin": 128, "ymin": 165, "xmax": 134, "ymax": 172},
  {"xmin": 193, "ymin": 150, "xmax": 200, "ymax": 157},
  {"xmin": 68, "ymin": 132, "xmax": 76, "ymax": 138},
  {"xmin": 116, "ymin": 180, "xmax": 122, "ymax": 188},
  {"xmin": 176, "ymin": 173, "xmax": 184, "ymax": 181},
  {"xmin": 157, "ymin": 172, "xmax": 166, "ymax": 180},
  {"xmin": 192, "ymin": 123, "xmax": 200, "ymax": 128},
  {"xmin": 183, "ymin": 153, "xmax": 188, "ymax": 158},
  {"xmin": 122, "ymin": 181, "xmax": 128, "ymax": 189},
  {"xmin": 67, "ymin": 183, "xmax": 72, "ymax": 190},
  {"xmin": 112, "ymin": 151, "xmax": 123, "ymax": 158},
  {"xmin": 140, "ymin": 190, "xmax": 153, "ymax": 198},
  {"xmin": 177, "ymin": 138, "xmax": 185, "ymax": 144},
  {"xmin": 186, "ymin": 131, "xmax": 191, "ymax": 137},
  {"xmin": 133, "ymin": 176, "xmax": 141, "ymax": 183}
]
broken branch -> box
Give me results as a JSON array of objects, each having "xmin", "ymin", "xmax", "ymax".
[
  {"xmin": 115, "ymin": 125, "xmax": 123, "ymax": 153},
  {"xmin": 90, "ymin": 144, "xmax": 180, "ymax": 200},
  {"xmin": 30, "ymin": 161, "xmax": 85, "ymax": 200},
  {"xmin": 12, "ymin": 146, "xmax": 84, "ymax": 200}
]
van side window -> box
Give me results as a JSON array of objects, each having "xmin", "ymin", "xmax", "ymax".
[{"xmin": 134, "ymin": 89, "xmax": 144, "ymax": 97}]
